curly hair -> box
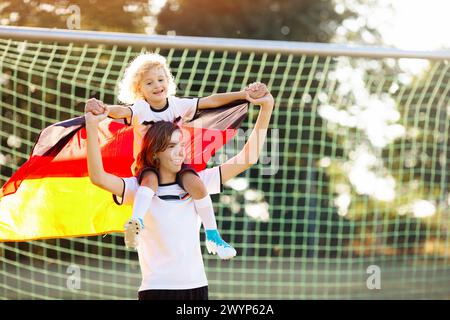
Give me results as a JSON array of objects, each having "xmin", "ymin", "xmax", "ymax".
[{"xmin": 118, "ymin": 53, "xmax": 177, "ymax": 104}]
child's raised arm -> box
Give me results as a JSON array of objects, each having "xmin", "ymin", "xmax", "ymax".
[
  {"xmin": 85, "ymin": 103, "xmax": 124, "ymax": 196},
  {"xmin": 198, "ymin": 82, "xmax": 269, "ymax": 110}
]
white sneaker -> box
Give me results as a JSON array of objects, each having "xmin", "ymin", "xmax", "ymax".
[{"xmin": 124, "ymin": 218, "xmax": 144, "ymax": 249}]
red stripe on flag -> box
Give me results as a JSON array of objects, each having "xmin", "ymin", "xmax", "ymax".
[{"xmin": 1, "ymin": 101, "xmax": 248, "ymax": 198}]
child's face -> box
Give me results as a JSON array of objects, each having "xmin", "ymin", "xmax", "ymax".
[
  {"xmin": 156, "ymin": 130, "xmax": 186, "ymax": 174},
  {"xmin": 139, "ymin": 67, "xmax": 169, "ymax": 105}
]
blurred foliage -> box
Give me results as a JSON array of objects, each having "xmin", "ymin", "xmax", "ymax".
[
  {"xmin": 320, "ymin": 58, "xmax": 449, "ymax": 255},
  {"xmin": 158, "ymin": 0, "xmax": 352, "ymax": 42},
  {"xmin": 0, "ymin": 0, "xmax": 151, "ymax": 33}
]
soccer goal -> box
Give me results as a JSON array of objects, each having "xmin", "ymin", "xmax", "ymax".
[{"xmin": 0, "ymin": 26, "xmax": 449, "ymax": 299}]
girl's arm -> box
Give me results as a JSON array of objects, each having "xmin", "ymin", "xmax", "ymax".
[
  {"xmin": 85, "ymin": 108, "xmax": 124, "ymax": 195},
  {"xmin": 220, "ymin": 93, "xmax": 274, "ymax": 183}
]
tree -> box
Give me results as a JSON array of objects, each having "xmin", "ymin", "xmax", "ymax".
[
  {"xmin": 157, "ymin": 0, "xmax": 351, "ymax": 42},
  {"xmin": 0, "ymin": 0, "xmax": 151, "ymax": 33}
]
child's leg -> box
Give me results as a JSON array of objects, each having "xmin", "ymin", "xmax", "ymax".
[
  {"xmin": 180, "ymin": 171, "xmax": 217, "ymax": 229},
  {"xmin": 180, "ymin": 171, "xmax": 237, "ymax": 260},
  {"xmin": 124, "ymin": 169, "xmax": 158, "ymax": 249},
  {"xmin": 182, "ymin": 172, "xmax": 215, "ymax": 228},
  {"xmin": 131, "ymin": 170, "xmax": 158, "ymax": 221}
]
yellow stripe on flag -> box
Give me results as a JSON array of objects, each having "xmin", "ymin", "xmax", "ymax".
[{"xmin": 0, "ymin": 177, "xmax": 130, "ymax": 241}]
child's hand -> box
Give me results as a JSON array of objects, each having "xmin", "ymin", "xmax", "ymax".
[
  {"xmin": 85, "ymin": 99, "xmax": 109, "ymax": 126},
  {"xmin": 84, "ymin": 98, "xmax": 106, "ymax": 115},
  {"xmin": 245, "ymin": 82, "xmax": 269, "ymax": 99}
]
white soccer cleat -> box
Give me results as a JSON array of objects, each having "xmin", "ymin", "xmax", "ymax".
[{"xmin": 124, "ymin": 218, "xmax": 144, "ymax": 249}]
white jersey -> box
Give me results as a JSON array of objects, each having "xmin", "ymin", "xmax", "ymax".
[
  {"xmin": 115, "ymin": 166, "xmax": 223, "ymax": 291},
  {"xmin": 129, "ymin": 96, "xmax": 199, "ymax": 172}
]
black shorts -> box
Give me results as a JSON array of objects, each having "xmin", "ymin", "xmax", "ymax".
[{"xmin": 138, "ymin": 285, "xmax": 208, "ymax": 300}]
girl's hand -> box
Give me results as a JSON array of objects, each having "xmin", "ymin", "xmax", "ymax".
[
  {"xmin": 245, "ymin": 92, "xmax": 274, "ymax": 108},
  {"xmin": 85, "ymin": 111, "xmax": 109, "ymax": 126},
  {"xmin": 84, "ymin": 98, "xmax": 106, "ymax": 115},
  {"xmin": 245, "ymin": 82, "xmax": 269, "ymax": 99},
  {"xmin": 85, "ymin": 106, "xmax": 109, "ymax": 127}
]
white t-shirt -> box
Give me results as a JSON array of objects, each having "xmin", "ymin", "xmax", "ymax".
[
  {"xmin": 129, "ymin": 96, "xmax": 199, "ymax": 168},
  {"xmin": 115, "ymin": 166, "xmax": 223, "ymax": 291}
]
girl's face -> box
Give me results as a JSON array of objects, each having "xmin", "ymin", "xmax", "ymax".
[
  {"xmin": 138, "ymin": 66, "xmax": 169, "ymax": 106},
  {"xmin": 156, "ymin": 129, "xmax": 186, "ymax": 174}
]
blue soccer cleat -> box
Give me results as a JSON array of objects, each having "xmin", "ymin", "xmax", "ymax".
[{"xmin": 205, "ymin": 229, "xmax": 237, "ymax": 260}]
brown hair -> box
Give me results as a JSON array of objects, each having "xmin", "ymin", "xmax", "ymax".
[{"xmin": 134, "ymin": 120, "xmax": 181, "ymax": 177}]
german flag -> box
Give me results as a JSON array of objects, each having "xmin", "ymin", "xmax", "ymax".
[{"xmin": 0, "ymin": 100, "xmax": 248, "ymax": 241}]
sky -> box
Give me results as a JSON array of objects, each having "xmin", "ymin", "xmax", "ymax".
[{"xmin": 379, "ymin": 0, "xmax": 450, "ymax": 50}]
